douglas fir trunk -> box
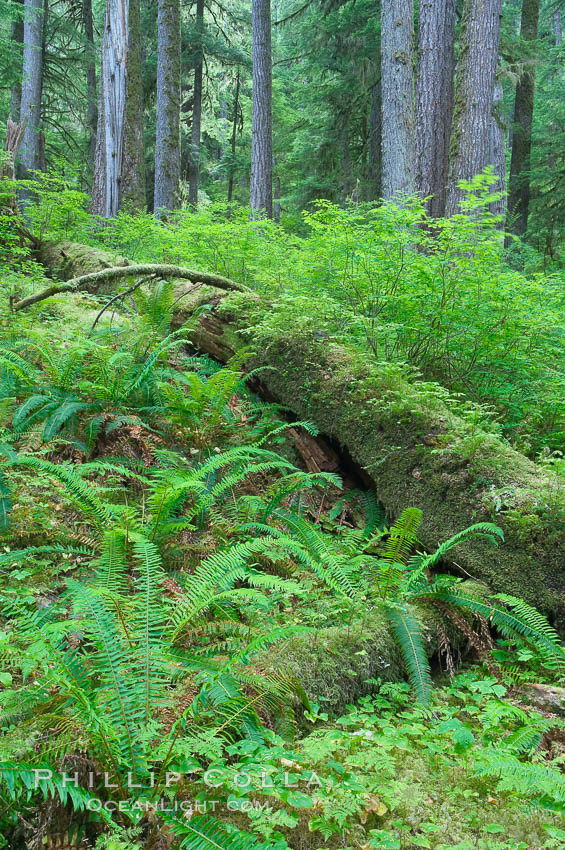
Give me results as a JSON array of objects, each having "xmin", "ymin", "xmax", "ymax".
[
  {"xmin": 381, "ymin": 0, "xmax": 416, "ymax": 200},
  {"xmin": 188, "ymin": 0, "xmax": 204, "ymax": 207},
  {"xmin": 91, "ymin": 0, "xmax": 146, "ymax": 217},
  {"xmin": 18, "ymin": 0, "xmax": 44, "ymax": 180},
  {"xmin": 154, "ymin": 0, "xmax": 181, "ymax": 213},
  {"xmin": 416, "ymin": 0, "xmax": 456, "ymax": 217},
  {"xmin": 250, "ymin": 0, "xmax": 273, "ymax": 217},
  {"xmin": 507, "ymin": 0, "xmax": 540, "ymax": 237},
  {"xmin": 446, "ymin": 0, "xmax": 502, "ymax": 214}
]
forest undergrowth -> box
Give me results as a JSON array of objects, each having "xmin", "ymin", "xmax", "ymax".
[
  {"xmin": 1, "ymin": 186, "xmax": 565, "ymax": 849},
  {"xmin": 21, "ymin": 174, "xmax": 565, "ymax": 460}
]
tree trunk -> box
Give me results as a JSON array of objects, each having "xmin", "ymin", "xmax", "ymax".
[
  {"xmin": 227, "ymin": 67, "xmax": 240, "ymax": 205},
  {"xmin": 489, "ymin": 78, "xmax": 507, "ymax": 219},
  {"xmin": 188, "ymin": 0, "xmax": 204, "ymax": 208},
  {"xmin": 381, "ymin": 0, "xmax": 416, "ymax": 200},
  {"xmin": 91, "ymin": 0, "xmax": 146, "ymax": 217},
  {"xmin": 10, "ymin": 0, "xmax": 24, "ymax": 122},
  {"xmin": 274, "ymin": 175, "xmax": 280, "ymax": 222},
  {"xmin": 341, "ymin": 119, "xmax": 351, "ymax": 201},
  {"xmin": 250, "ymin": 0, "xmax": 273, "ymax": 218},
  {"xmin": 18, "ymin": 0, "xmax": 44, "ymax": 180},
  {"xmin": 120, "ymin": 0, "xmax": 146, "ymax": 211},
  {"xmin": 506, "ymin": 0, "xmax": 539, "ymax": 237},
  {"xmin": 368, "ymin": 79, "xmax": 382, "ymax": 200},
  {"xmin": 82, "ymin": 0, "xmax": 98, "ymax": 170},
  {"xmin": 554, "ymin": 10, "xmax": 562, "ymax": 46},
  {"xmin": 154, "ymin": 0, "xmax": 181, "ymax": 214},
  {"xmin": 445, "ymin": 0, "xmax": 502, "ymax": 214},
  {"xmin": 415, "ymin": 0, "xmax": 456, "ymax": 217}
]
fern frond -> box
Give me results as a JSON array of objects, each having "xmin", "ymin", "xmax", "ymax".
[
  {"xmin": 432, "ymin": 589, "xmax": 565, "ymax": 667},
  {"xmin": 382, "ymin": 508, "xmax": 422, "ymax": 567},
  {"xmin": 384, "ymin": 602, "xmax": 432, "ymax": 705},
  {"xmin": 166, "ymin": 814, "xmax": 268, "ymax": 850}
]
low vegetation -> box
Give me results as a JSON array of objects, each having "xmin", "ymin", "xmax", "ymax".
[{"xmin": 0, "ymin": 181, "xmax": 564, "ymax": 849}]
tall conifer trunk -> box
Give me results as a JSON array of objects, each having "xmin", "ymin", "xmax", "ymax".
[
  {"xmin": 188, "ymin": 0, "xmax": 204, "ymax": 207},
  {"xmin": 250, "ymin": 0, "xmax": 273, "ymax": 217},
  {"xmin": 10, "ymin": 0, "xmax": 24, "ymax": 122},
  {"xmin": 446, "ymin": 0, "xmax": 502, "ymax": 214},
  {"xmin": 227, "ymin": 68, "xmax": 240, "ymax": 204},
  {"xmin": 381, "ymin": 0, "xmax": 416, "ymax": 200},
  {"xmin": 154, "ymin": 0, "xmax": 181, "ymax": 213},
  {"xmin": 415, "ymin": 0, "xmax": 456, "ymax": 216},
  {"xmin": 92, "ymin": 0, "xmax": 146, "ymax": 217},
  {"xmin": 506, "ymin": 0, "xmax": 539, "ymax": 236},
  {"xmin": 368, "ymin": 79, "xmax": 382, "ymax": 199},
  {"xmin": 82, "ymin": 0, "xmax": 98, "ymax": 169},
  {"xmin": 489, "ymin": 78, "xmax": 507, "ymax": 219},
  {"xmin": 19, "ymin": 0, "xmax": 44, "ymax": 179}
]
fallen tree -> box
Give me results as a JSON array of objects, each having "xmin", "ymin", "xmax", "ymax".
[
  {"xmin": 12, "ymin": 262, "xmax": 247, "ymax": 312},
  {"xmin": 30, "ymin": 240, "xmax": 565, "ymax": 625}
]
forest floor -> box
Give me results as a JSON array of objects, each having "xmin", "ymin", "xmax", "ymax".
[
  {"xmin": 1, "ymin": 196, "xmax": 565, "ymax": 849},
  {"xmin": 0, "ymin": 283, "xmax": 565, "ymax": 850}
]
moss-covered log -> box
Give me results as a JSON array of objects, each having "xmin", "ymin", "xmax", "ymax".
[
  {"xmin": 176, "ymin": 288, "xmax": 565, "ymax": 624},
  {"xmin": 257, "ymin": 611, "xmax": 404, "ymax": 715},
  {"xmin": 35, "ymin": 240, "xmax": 130, "ymax": 285},
  {"xmin": 12, "ymin": 263, "xmax": 247, "ymax": 312},
  {"xmin": 35, "ymin": 241, "xmax": 565, "ymax": 624}
]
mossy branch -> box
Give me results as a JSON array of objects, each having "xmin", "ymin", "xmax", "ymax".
[{"xmin": 11, "ymin": 264, "xmax": 248, "ymax": 312}]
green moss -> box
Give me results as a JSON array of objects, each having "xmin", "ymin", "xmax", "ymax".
[
  {"xmin": 258, "ymin": 610, "xmax": 404, "ymax": 716},
  {"xmin": 181, "ymin": 295, "xmax": 565, "ymax": 624}
]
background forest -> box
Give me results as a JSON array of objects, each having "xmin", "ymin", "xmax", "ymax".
[
  {"xmin": 0, "ymin": 0, "xmax": 564, "ymax": 253},
  {"xmin": 1, "ymin": 0, "xmax": 565, "ymax": 849}
]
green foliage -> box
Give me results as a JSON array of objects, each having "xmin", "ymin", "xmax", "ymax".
[{"xmin": 47, "ymin": 195, "xmax": 565, "ymax": 456}]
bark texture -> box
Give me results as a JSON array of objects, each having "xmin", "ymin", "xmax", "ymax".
[
  {"xmin": 10, "ymin": 0, "xmax": 24, "ymax": 122},
  {"xmin": 250, "ymin": 0, "xmax": 273, "ymax": 217},
  {"xmin": 415, "ymin": 0, "xmax": 456, "ymax": 217},
  {"xmin": 91, "ymin": 0, "xmax": 146, "ymax": 217},
  {"xmin": 82, "ymin": 0, "xmax": 98, "ymax": 169},
  {"xmin": 489, "ymin": 79, "xmax": 507, "ymax": 219},
  {"xmin": 188, "ymin": 0, "xmax": 204, "ymax": 207},
  {"xmin": 381, "ymin": 0, "xmax": 416, "ymax": 200},
  {"xmin": 18, "ymin": 0, "xmax": 44, "ymax": 179},
  {"xmin": 227, "ymin": 68, "xmax": 240, "ymax": 204},
  {"xmin": 368, "ymin": 79, "xmax": 382, "ymax": 200},
  {"xmin": 154, "ymin": 0, "xmax": 181, "ymax": 213},
  {"xmin": 507, "ymin": 0, "xmax": 540, "ymax": 237},
  {"xmin": 446, "ymin": 0, "xmax": 502, "ymax": 214},
  {"xmin": 120, "ymin": 0, "xmax": 146, "ymax": 211}
]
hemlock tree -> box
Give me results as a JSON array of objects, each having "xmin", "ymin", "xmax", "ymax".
[
  {"xmin": 154, "ymin": 0, "xmax": 181, "ymax": 213},
  {"xmin": 250, "ymin": 0, "xmax": 273, "ymax": 217},
  {"xmin": 188, "ymin": 0, "xmax": 205, "ymax": 207},
  {"xmin": 446, "ymin": 0, "xmax": 503, "ymax": 214},
  {"xmin": 415, "ymin": 0, "xmax": 456, "ymax": 216},
  {"xmin": 381, "ymin": 0, "xmax": 416, "ymax": 200},
  {"xmin": 82, "ymin": 0, "xmax": 98, "ymax": 169},
  {"xmin": 10, "ymin": 0, "xmax": 24, "ymax": 122},
  {"xmin": 367, "ymin": 79, "xmax": 382, "ymax": 199},
  {"xmin": 490, "ymin": 78, "xmax": 507, "ymax": 219},
  {"xmin": 507, "ymin": 0, "xmax": 540, "ymax": 237},
  {"xmin": 92, "ymin": 0, "xmax": 146, "ymax": 217},
  {"xmin": 19, "ymin": 0, "xmax": 44, "ymax": 179}
]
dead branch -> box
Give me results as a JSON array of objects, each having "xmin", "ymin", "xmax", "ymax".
[{"xmin": 11, "ymin": 263, "xmax": 249, "ymax": 312}]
